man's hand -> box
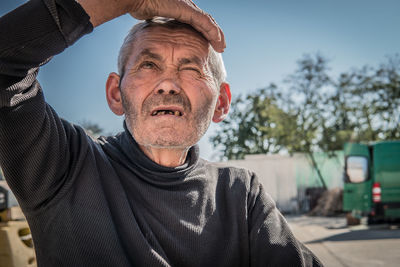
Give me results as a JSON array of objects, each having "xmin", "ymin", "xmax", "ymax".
[{"xmin": 77, "ymin": 0, "xmax": 225, "ymax": 52}]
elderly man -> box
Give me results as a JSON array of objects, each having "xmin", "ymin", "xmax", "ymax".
[{"xmin": 0, "ymin": 0, "xmax": 322, "ymax": 266}]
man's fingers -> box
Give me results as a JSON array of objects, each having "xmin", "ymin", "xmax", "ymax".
[
  {"xmin": 130, "ymin": 0, "xmax": 226, "ymax": 53},
  {"xmin": 217, "ymin": 27, "xmax": 226, "ymax": 52},
  {"xmin": 207, "ymin": 13, "xmax": 226, "ymax": 52},
  {"xmin": 178, "ymin": 7, "xmax": 225, "ymax": 52}
]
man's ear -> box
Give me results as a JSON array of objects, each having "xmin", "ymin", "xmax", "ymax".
[
  {"xmin": 212, "ymin": 82, "xmax": 231, "ymax": 123},
  {"xmin": 106, "ymin": 72, "xmax": 124, "ymax": 116}
]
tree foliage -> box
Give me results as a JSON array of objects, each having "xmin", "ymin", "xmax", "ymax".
[
  {"xmin": 211, "ymin": 85, "xmax": 296, "ymax": 159},
  {"xmin": 211, "ymin": 54, "xmax": 400, "ymax": 161}
]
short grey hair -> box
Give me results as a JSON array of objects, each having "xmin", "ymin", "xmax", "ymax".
[{"xmin": 117, "ymin": 17, "xmax": 227, "ymax": 88}]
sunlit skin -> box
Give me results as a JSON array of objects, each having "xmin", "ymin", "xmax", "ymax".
[{"xmin": 106, "ymin": 26, "xmax": 230, "ymax": 167}]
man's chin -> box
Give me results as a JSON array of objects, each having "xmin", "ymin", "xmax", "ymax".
[
  {"xmin": 134, "ymin": 135, "xmax": 198, "ymax": 150},
  {"xmin": 144, "ymin": 143, "xmax": 190, "ymax": 150},
  {"xmin": 126, "ymin": 122, "xmax": 200, "ymax": 149}
]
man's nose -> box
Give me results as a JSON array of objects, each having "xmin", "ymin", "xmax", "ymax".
[{"xmin": 154, "ymin": 78, "xmax": 182, "ymax": 95}]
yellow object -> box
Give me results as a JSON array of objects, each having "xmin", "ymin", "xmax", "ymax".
[
  {"xmin": 0, "ymin": 221, "xmax": 36, "ymax": 267},
  {"xmin": 0, "ymin": 207, "xmax": 26, "ymax": 222}
]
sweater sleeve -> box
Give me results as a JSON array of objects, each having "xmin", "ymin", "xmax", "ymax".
[
  {"xmin": 247, "ymin": 173, "xmax": 323, "ymax": 267},
  {"xmin": 0, "ymin": 0, "xmax": 93, "ymax": 211}
]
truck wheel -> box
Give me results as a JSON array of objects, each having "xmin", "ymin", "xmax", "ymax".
[
  {"xmin": 367, "ymin": 215, "xmax": 377, "ymax": 225},
  {"xmin": 367, "ymin": 215, "xmax": 384, "ymax": 225}
]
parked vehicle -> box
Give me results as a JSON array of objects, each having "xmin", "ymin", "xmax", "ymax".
[{"xmin": 343, "ymin": 141, "xmax": 400, "ymax": 224}]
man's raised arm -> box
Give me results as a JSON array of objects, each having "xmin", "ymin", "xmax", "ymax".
[
  {"xmin": 0, "ymin": 0, "xmax": 95, "ymax": 212},
  {"xmin": 0, "ymin": 0, "xmax": 224, "ymax": 212}
]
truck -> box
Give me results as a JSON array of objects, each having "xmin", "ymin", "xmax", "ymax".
[
  {"xmin": 0, "ymin": 169, "xmax": 36, "ymax": 267},
  {"xmin": 343, "ymin": 141, "xmax": 400, "ymax": 224}
]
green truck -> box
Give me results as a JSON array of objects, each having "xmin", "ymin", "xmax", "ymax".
[{"xmin": 343, "ymin": 141, "xmax": 400, "ymax": 224}]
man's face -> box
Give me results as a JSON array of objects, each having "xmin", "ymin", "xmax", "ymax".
[{"xmin": 119, "ymin": 26, "xmax": 219, "ymax": 149}]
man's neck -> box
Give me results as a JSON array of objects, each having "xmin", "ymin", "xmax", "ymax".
[{"xmin": 139, "ymin": 145, "xmax": 189, "ymax": 167}]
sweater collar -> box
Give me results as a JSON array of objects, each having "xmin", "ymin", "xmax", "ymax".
[{"xmin": 119, "ymin": 122, "xmax": 200, "ymax": 180}]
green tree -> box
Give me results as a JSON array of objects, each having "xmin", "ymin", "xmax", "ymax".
[
  {"xmin": 318, "ymin": 71, "xmax": 355, "ymax": 152},
  {"xmin": 362, "ymin": 55, "xmax": 400, "ymax": 139},
  {"xmin": 331, "ymin": 55, "xmax": 400, "ymax": 142},
  {"xmin": 283, "ymin": 54, "xmax": 331, "ymax": 188},
  {"xmin": 210, "ymin": 84, "xmax": 297, "ymax": 160}
]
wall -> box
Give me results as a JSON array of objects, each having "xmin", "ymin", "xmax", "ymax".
[{"xmin": 224, "ymin": 151, "xmax": 344, "ymax": 213}]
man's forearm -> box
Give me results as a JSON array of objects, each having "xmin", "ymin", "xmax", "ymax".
[{"xmin": 77, "ymin": 0, "xmax": 137, "ymax": 27}]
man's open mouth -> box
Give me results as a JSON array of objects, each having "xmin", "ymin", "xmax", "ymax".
[{"xmin": 151, "ymin": 110, "xmax": 183, "ymax": 116}]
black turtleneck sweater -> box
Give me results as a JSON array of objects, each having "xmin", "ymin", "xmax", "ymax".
[{"xmin": 0, "ymin": 0, "xmax": 322, "ymax": 266}]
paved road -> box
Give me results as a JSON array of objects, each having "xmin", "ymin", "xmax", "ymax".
[{"xmin": 286, "ymin": 215, "xmax": 400, "ymax": 267}]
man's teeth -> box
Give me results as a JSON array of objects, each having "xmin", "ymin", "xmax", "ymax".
[{"xmin": 151, "ymin": 110, "xmax": 182, "ymax": 116}]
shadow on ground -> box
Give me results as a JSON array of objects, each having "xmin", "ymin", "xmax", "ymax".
[
  {"xmin": 286, "ymin": 215, "xmax": 347, "ymax": 229},
  {"xmin": 306, "ymin": 228, "xmax": 400, "ymax": 243}
]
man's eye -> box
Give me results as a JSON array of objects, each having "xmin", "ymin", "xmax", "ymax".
[
  {"xmin": 140, "ymin": 61, "xmax": 157, "ymax": 69},
  {"xmin": 182, "ymin": 67, "xmax": 201, "ymax": 74}
]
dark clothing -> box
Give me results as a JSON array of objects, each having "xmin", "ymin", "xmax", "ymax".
[{"xmin": 0, "ymin": 0, "xmax": 322, "ymax": 266}]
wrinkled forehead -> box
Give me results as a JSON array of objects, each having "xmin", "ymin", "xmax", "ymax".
[
  {"xmin": 139, "ymin": 22, "xmax": 209, "ymax": 43},
  {"xmin": 131, "ymin": 26, "xmax": 210, "ymax": 59}
]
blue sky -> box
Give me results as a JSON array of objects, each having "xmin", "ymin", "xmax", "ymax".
[{"xmin": 2, "ymin": 0, "xmax": 400, "ymax": 160}]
